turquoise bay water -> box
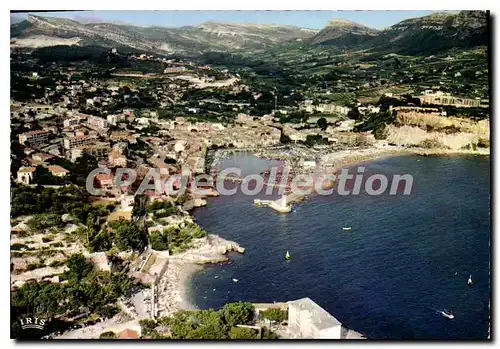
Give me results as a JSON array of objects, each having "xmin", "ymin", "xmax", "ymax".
[{"xmin": 190, "ymin": 155, "xmax": 490, "ymax": 339}]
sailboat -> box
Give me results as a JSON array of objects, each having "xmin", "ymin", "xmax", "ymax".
[
  {"xmin": 468, "ymin": 275, "xmax": 474, "ymax": 286},
  {"xmin": 285, "ymin": 250, "xmax": 291, "ymax": 261},
  {"xmin": 342, "ymin": 221, "xmax": 352, "ymax": 231}
]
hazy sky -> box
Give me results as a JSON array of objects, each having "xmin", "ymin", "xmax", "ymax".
[{"xmin": 11, "ymin": 10, "xmax": 455, "ymax": 30}]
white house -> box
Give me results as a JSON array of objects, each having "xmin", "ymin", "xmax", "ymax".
[
  {"xmin": 287, "ymin": 297, "xmax": 343, "ymax": 339},
  {"xmin": 17, "ymin": 167, "xmax": 36, "ymax": 184},
  {"xmin": 302, "ymin": 159, "xmax": 316, "ymax": 169}
]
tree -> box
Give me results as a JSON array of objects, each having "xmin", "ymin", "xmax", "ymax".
[
  {"xmin": 66, "ymin": 253, "xmax": 94, "ymax": 282},
  {"xmin": 374, "ymin": 125, "xmax": 388, "ymax": 140},
  {"xmin": 150, "ymin": 231, "xmax": 169, "ymax": 251},
  {"xmin": 108, "ymin": 220, "xmax": 146, "ymax": 251},
  {"xmin": 99, "ymin": 331, "xmax": 117, "ymax": 339},
  {"xmin": 229, "ymin": 327, "xmax": 258, "ymax": 339},
  {"xmin": 478, "ymin": 138, "xmax": 490, "ymax": 148},
  {"xmin": 261, "ymin": 326, "xmax": 278, "ymax": 339},
  {"xmin": 139, "ymin": 319, "xmax": 158, "ymax": 336},
  {"xmin": 221, "ymin": 302, "xmax": 255, "ymax": 327},
  {"xmin": 34, "ymin": 166, "xmax": 60, "ymax": 185},
  {"xmin": 260, "ymin": 308, "xmax": 288, "ymax": 323},
  {"xmin": 317, "ymin": 117, "xmax": 328, "ymax": 131},
  {"xmin": 347, "ymin": 107, "xmax": 361, "ymax": 120}
]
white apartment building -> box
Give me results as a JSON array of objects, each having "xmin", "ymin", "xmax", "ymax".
[{"xmin": 87, "ymin": 115, "xmax": 108, "ymax": 129}]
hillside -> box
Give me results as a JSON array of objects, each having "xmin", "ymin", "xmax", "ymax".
[
  {"xmin": 373, "ymin": 11, "xmax": 489, "ymax": 55},
  {"xmin": 310, "ymin": 11, "xmax": 488, "ymax": 55},
  {"xmin": 10, "ymin": 15, "xmax": 317, "ymax": 54},
  {"xmin": 308, "ymin": 19, "xmax": 379, "ymax": 47}
]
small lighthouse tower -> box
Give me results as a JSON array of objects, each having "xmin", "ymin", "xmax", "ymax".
[{"xmin": 279, "ymin": 194, "xmax": 287, "ymax": 208}]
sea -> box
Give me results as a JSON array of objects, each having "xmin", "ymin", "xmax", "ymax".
[{"xmin": 190, "ymin": 153, "xmax": 491, "ymax": 339}]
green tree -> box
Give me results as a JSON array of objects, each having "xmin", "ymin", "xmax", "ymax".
[
  {"xmin": 139, "ymin": 319, "xmax": 158, "ymax": 336},
  {"xmin": 66, "ymin": 253, "xmax": 94, "ymax": 282},
  {"xmin": 261, "ymin": 326, "xmax": 278, "ymax": 339},
  {"xmin": 34, "ymin": 166, "xmax": 61, "ymax": 185},
  {"xmin": 260, "ymin": 308, "xmax": 288, "ymax": 323},
  {"xmin": 150, "ymin": 231, "xmax": 169, "ymax": 251},
  {"xmin": 229, "ymin": 327, "xmax": 258, "ymax": 339},
  {"xmin": 221, "ymin": 302, "xmax": 255, "ymax": 327},
  {"xmin": 99, "ymin": 331, "xmax": 117, "ymax": 339},
  {"xmin": 317, "ymin": 117, "xmax": 328, "ymax": 131},
  {"xmin": 108, "ymin": 220, "xmax": 145, "ymax": 251}
]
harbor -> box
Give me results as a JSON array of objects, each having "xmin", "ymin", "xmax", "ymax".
[{"xmin": 192, "ymin": 154, "xmax": 491, "ymax": 339}]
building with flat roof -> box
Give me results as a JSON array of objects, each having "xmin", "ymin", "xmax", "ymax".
[
  {"xmin": 63, "ymin": 115, "xmax": 86, "ymax": 128},
  {"xmin": 287, "ymin": 297, "xmax": 343, "ymax": 339},
  {"xmin": 418, "ymin": 91, "xmax": 481, "ymax": 108},
  {"xmin": 87, "ymin": 115, "xmax": 108, "ymax": 129},
  {"xmin": 64, "ymin": 135, "xmax": 97, "ymax": 150},
  {"xmin": 70, "ymin": 142, "xmax": 110, "ymax": 161},
  {"xmin": 19, "ymin": 130, "xmax": 50, "ymax": 146}
]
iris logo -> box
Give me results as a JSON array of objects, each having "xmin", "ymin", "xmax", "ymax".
[{"xmin": 19, "ymin": 317, "xmax": 47, "ymax": 330}]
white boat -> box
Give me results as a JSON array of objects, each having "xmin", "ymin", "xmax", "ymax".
[
  {"xmin": 441, "ymin": 310, "xmax": 454, "ymax": 319},
  {"xmin": 342, "ymin": 222, "xmax": 352, "ymax": 231},
  {"xmin": 285, "ymin": 250, "xmax": 291, "ymax": 260},
  {"xmin": 468, "ymin": 275, "xmax": 473, "ymax": 286},
  {"xmin": 232, "ymin": 278, "xmax": 239, "ymax": 283}
]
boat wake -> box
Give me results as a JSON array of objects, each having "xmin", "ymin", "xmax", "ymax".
[{"xmin": 428, "ymin": 307, "xmax": 455, "ymax": 319}]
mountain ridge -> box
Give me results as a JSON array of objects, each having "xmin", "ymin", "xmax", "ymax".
[
  {"xmin": 11, "ymin": 11, "xmax": 489, "ymax": 56},
  {"xmin": 11, "ymin": 15, "xmax": 317, "ymax": 54}
]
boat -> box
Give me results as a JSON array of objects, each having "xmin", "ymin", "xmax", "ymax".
[
  {"xmin": 285, "ymin": 250, "xmax": 291, "ymax": 260},
  {"xmin": 441, "ymin": 310, "xmax": 454, "ymax": 319},
  {"xmin": 468, "ymin": 275, "xmax": 474, "ymax": 286},
  {"xmin": 232, "ymin": 278, "xmax": 239, "ymax": 283},
  {"xmin": 342, "ymin": 221, "xmax": 352, "ymax": 231}
]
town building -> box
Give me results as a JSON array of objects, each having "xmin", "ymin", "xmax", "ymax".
[
  {"xmin": 164, "ymin": 66, "xmax": 187, "ymax": 74},
  {"xmin": 31, "ymin": 152, "xmax": 55, "ymax": 163},
  {"xmin": 287, "ymin": 297, "xmax": 343, "ymax": 339},
  {"xmin": 70, "ymin": 142, "xmax": 110, "ymax": 162},
  {"xmin": 106, "ymin": 114, "xmax": 126, "ymax": 126},
  {"xmin": 64, "ymin": 135, "xmax": 97, "ymax": 150},
  {"xmin": 358, "ymin": 105, "xmax": 381, "ymax": 115},
  {"xmin": 63, "ymin": 115, "xmax": 86, "ymax": 128},
  {"xmin": 16, "ymin": 166, "xmax": 36, "ymax": 184},
  {"xmin": 418, "ymin": 91, "xmax": 481, "ymax": 107},
  {"xmin": 301, "ymin": 101, "xmax": 351, "ymax": 115},
  {"xmin": 95, "ymin": 173, "xmax": 114, "ymax": 190},
  {"xmin": 47, "ymin": 165, "xmax": 70, "ymax": 177},
  {"xmin": 108, "ymin": 149, "xmax": 128, "ymax": 167},
  {"xmin": 18, "ymin": 130, "xmax": 50, "ymax": 146},
  {"xmin": 87, "ymin": 115, "xmax": 108, "ymax": 130}
]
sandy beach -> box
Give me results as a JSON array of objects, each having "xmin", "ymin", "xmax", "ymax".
[
  {"xmin": 156, "ymin": 260, "xmax": 202, "ymax": 316},
  {"xmin": 274, "ymin": 144, "xmax": 489, "ymax": 206},
  {"xmin": 156, "ymin": 235, "xmax": 245, "ymax": 317}
]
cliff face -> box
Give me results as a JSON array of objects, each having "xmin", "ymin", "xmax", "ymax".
[{"xmin": 387, "ymin": 115, "xmax": 489, "ymax": 149}]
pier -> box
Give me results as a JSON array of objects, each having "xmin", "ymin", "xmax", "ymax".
[{"xmin": 254, "ymin": 195, "xmax": 292, "ymax": 213}]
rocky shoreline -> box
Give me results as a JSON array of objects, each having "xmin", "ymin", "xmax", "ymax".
[{"xmin": 156, "ymin": 234, "xmax": 245, "ymax": 317}]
